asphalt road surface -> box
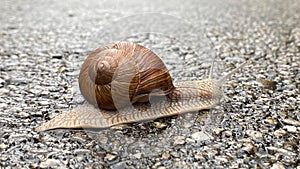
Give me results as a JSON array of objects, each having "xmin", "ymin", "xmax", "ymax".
[{"xmin": 1, "ymin": 0, "xmax": 300, "ymax": 168}]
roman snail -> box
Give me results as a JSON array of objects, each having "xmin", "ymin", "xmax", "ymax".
[{"xmin": 35, "ymin": 42, "xmax": 249, "ymax": 132}]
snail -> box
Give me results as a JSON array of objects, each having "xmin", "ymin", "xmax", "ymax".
[{"xmin": 35, "ymin": 42, "xmax": 249, "ymax": 132}]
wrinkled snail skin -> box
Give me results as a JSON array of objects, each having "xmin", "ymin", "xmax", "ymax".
[
  {"xmin": 35, "ymin": 80, "xmax": 220, "ymax": 131},
  {"xmin": 35, "ymin": 42, "xmax": 249, "ymax": 132}
]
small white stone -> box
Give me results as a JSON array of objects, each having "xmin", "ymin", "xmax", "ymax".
[
  {"xmin": 39, "ymin": 159, "xmax": 61, "ymax": 168},
  {"xmin": 282, "ymin": 117, "xmax": 300, "ymax": 126},
  {"xmin": 283, "ymin": 125, "xmax": 297, "ymax": 133},
  {"xmin": 274, "ymin": 129, "xmax": 287, "ymax": 136},
  {"xmin": 0, "ymin": 143, "xmax": 8, "ymax": 149},
  {"xmin": 0, "ymin": 88, "xmax": 9, "ymax": 94},
  {"xmin": 270, "ymin": 162, "xmax": 285, "ymax": 169},
  {"xmin": 17, "ymin": 112, "xmax": 30, "ymax": 118},
  {"xmin": 191, "ymin": 131, "xmax": 212, "ymax": 141},
  {"xmin": 39, "ymin": 100, "xmax": 50, "ymax": 106},
  {"xmin": 133, "ymin": 152, "xmax": 142, "ymax": 159},
  {"xmin": 173, "ymin": 136, "xmax": 186, "ymax": 145},
  {"xmin": 0, "ymin": 103, "xmax": 8, "ymax": 108},
  {"xmin": 158, "ymin": 167, "xmax": 166, "ymax": 169},
  {"xmin": 185, "ymin": 54, "xmax": 194, "ymax": 60}
]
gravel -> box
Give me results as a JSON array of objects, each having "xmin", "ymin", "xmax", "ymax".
[{"xmin": 1, "ymin": 0, "xmax": 300, "ymax": 168}]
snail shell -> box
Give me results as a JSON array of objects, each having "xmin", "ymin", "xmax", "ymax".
[
  {"xmin": 79, "ymin": 42, "xmax": 174, "ymax": 110},
  {"xmin": 35, "ymin": 42, "xmax": 249, "ymax": 132}
]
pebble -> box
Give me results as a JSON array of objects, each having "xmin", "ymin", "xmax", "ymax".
[
  {"xmin": 28, "ymin": 88, "xmax": 42, "ymax": 95},
  {"xmin": 169, "ymin": 151, "xmax": 179, "ymax": 158},
  {"xmin": 185, "ymin": 137, "xmax": 195, "ymax": 143},
  {"xmin": 274, "ymin": 129, "xmax": 287, "ymax": 136},
  {"xmin": 191, "ymin": 131, "xmax": 213, "ymax": 141},
  {"xmin": 8, "ymin": 134, "xmax": 28, "ymax": 141},
  {"xmin": 246, "ymin": 129, "xmax": 263, "ymax": 139},
  {"xmin": 46, "ymin": 152, "xmax": 59, "ymax": 158},
  {"xmin": 152, "ymin": 162, "xmax": 163, "ymax": 168},
  {"xmin": 40, "ymin": 90, "xmax": 50, "ymax": 96},
  {"xmin": 15, "ymin": 112, "xmax": 30, "ymax": 118},
  {"xmin": 56, "ymin": 66, "xmax": 66, "ymax": 72},
  {"xmin": 266, "ymin": 147, "xmax": 296, "ymax": 155},
  {"xmin": 173, "ymin": 136, "xmax": 186, "ymax": 145},
  {"xmin": 39, "ymin": 159, "xmax": 61, "ymax": 168},
  {"xmin": 133, "ymin": 153, "xmax": 142, "ymax": 159},
  {"xmin": 241, "ymin": 143, "xmax": 255, "ymax": 153},
  {"xmin": 38, "ymin": 100, "xmax": 50, "ymax": 106},
  {"xmin": 270, "ymin": 162, "xmax": 285, "ymax": 169},
  {"xmin": 214, "ymin": 128, "xmax": 225, "ymax": 136},
  {"xmin": 185, "ymin": 54, "xmax": 194, "ymax": 60},
  {"xmin": 215, "ymin": 156, "xmax": 229, "ymax": 163},
  {"xmin": 105, "ymin": 153, "xmax": 118, "ymax": 162},
  {"xmin": 265, "ymin": 117, "xmax": 278, "ymax": 125},
  {"xmin": 281, "ymin": 117, "xmax": 300, "ymax": 126},
  {"xmin": 75, "ymin": 156, "xmax": 84, "ymax": 162},
  {"xmin": 54, "ymin": 103, "xmax": 69, "ymax": 109},
  {"xmin": 152, "ymin": 122, "xmax": 167, "ymax": 129},
  {"xmin": 157, "ymin": 167, "xmax": 166, "ymax": 169},
  {"xmin": 283, "ymin": 125, "xmax": 297, "ymax": 133},
  {"xmin": 0, "ymin": 143, "xmax": 8, "ymax": 150},
  {"xmin": 223, "ymin": 130, "xmax": 233, "ymax": 137},
  {"xmin": 161, "ymin": 153, "xmax": 171, "ymax": 159},
  {"xmin": 0, "ymin": 88, "xmax": 9, "ymax": 94},
  {"xmin": 30, "ymin": 163, "xmax": 39, "ymax": 168},
  {"xmin": 0, "ymin": 103, "xmax": 8, "ymax": 108},
  {"xmin": 239, "ymin": 138, "xmax": 251, "ymax": 143}
]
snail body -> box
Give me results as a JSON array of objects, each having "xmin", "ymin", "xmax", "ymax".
[{"xmin": 35, "ymin": 42, "xmax": 248, "ymax": 132}]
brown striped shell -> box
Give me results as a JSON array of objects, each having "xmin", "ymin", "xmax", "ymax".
[{"xmin": 79, "ymin": 42, "xmax": 175, "ymax": 110}]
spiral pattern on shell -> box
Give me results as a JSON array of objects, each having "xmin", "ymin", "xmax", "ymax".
[{"xmin": 79, "ymin": 42, "xmax": 175, "ymax": 110}]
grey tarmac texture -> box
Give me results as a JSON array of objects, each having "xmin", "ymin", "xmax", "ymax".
[{"xmin": 0, "ymin": 0, "xmax": 300, "ymax": 168}]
